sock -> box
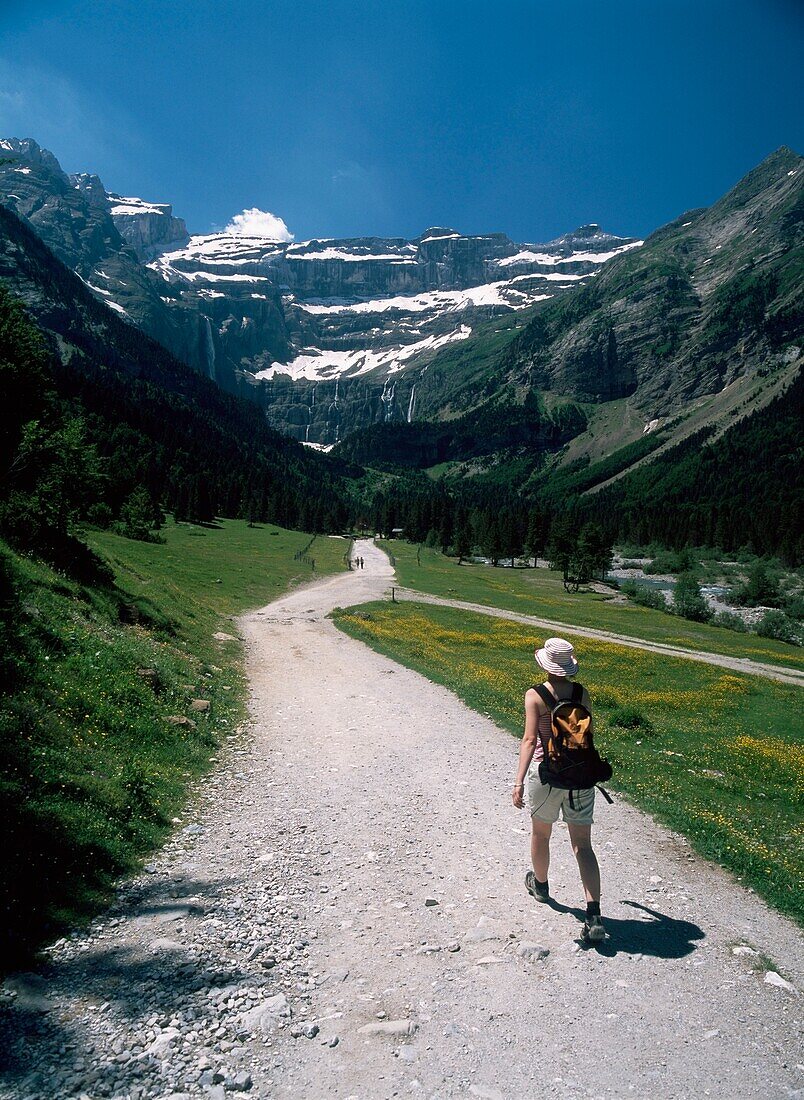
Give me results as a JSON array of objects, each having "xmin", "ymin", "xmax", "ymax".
[
  {"xmin": 538, "ymin": 878, "xmax": 549, "ymax": 891},
  {"xmin": 586, "ymin": 901, "xmax": 601, "ymax": 917}
]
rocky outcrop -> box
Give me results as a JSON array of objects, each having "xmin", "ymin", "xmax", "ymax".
[
  {"xmin": 0, "ymin": 139, "xmax": 288, "ymax": 386},
  {"xmin": 105, "ymin": 192, "xmax": 189, "ymax": 260}
]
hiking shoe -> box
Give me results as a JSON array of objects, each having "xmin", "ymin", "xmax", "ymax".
[
  {"xmin": 525, "ymin": 871, "xmax": 550, "ymax": 903},
  {"xmin": 581, "ymin": 914, "xmax": 606, "ymax": 943}
]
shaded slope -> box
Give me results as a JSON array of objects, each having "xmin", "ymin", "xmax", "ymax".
[{"xmin": 0, "ymin": 202, "xmax": 356, "ymax": 529}]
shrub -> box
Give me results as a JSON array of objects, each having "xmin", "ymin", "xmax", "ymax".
[
  {"xmin": 781, "ymin": 592, "xmax": 804, "ymax": 621},
  {"xmin": 712, "ymin": 610, "xmax": 748, "ymax": 633},
  {"xmin": 609, "ymin": 706, "xmax": 653, "ymax": 732},
  {"xmin": 645, "ymin": 548, "xmax": 697, "ymax": 575},
  {"xmin": 755, "ymin": 611, "xmax": 801, "ymax": 646},
  {"xmin": 621, "ymin": 580, "xmax": 668, "ymax": 611},
  {"xmin": 673, "ymin": 572, "xmax": 713, "ymax": 623}
]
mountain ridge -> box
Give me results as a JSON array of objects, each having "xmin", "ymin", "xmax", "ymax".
[{"xmin": 0, "ymin": 137, "xmax": 640, "ymax": 443}]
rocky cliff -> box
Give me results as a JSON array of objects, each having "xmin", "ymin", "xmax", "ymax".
[
  {"xmin": 0, "ymin": 139, "xmax": 290, "ymax": 392},
  {"xmin": 0, "ymin": 137, "xmax": 641, "ymax": 443},
  {"xmin": 498, "ymin": 146, "xmax": 803, "ymax": 416},
  {"xmin": 103, "ymin": 191, "xmax": 189, "ymax": 260}
]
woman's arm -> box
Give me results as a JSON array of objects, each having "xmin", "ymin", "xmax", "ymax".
[{"xmin": 512, "ymin": 688, "xmax": 540, "ymax": 809}]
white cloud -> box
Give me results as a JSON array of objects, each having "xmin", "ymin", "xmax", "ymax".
[{"xmin": 224, "ymin": 207, "xmax": 294, "ymax": 240}]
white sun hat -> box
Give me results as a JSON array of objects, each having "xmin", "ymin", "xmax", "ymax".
[{"xmin": 535, "ymin": 637, "xmax": 579, "ymax": 677}]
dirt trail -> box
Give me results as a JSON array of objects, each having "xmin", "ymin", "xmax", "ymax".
[
  {"xmin": 1, "ymin": 540, "xmax": 801, "ymax": 1100},
  {"xmin": 393, "ymin": 588, "xmax": 804, "ymax": 688},
  {"xmin": 239, "ymin": 540, "xmax": 802, "ymax": 1098}
]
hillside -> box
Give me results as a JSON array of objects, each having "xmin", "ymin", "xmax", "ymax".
[
  {"xmin": 0, "ymin": 202, "xmax": 356, "ymax": 534},
  {"xmin": 501, "ymin": 147, "xmax": 802, "ymax": 412}
]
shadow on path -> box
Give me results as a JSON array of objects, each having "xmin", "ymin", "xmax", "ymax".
[
  {"xmin": 547, "ymin": 898, "xmax": 705, "ymax": 959},
  {"xmin": 0, "ymin": 873, "xmax": 267, "ymax": 1089}
]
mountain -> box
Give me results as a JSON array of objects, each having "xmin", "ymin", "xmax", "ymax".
[
  {"xmin": 0, "ymin": 199, "xmax": 355, "ymax": 534},
  {"xmin": 0, "ymin": 138, "xmax": 640, "ymax": 443},
  {"xmin": 353, "ymin": 146, "xmax": 803, "ymax": 485},
  {"xmin": 504, "ymin": 145, "xmax": 803, "ymax": 412}
]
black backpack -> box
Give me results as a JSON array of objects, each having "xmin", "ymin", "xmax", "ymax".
[{"xmin": 534, "ymin": 682, "xmax": 613, "ymax": 798}]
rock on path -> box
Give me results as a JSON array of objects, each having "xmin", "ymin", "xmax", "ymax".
[{"xmin": 0, "ymin": 539, "xmax": 801, "ymax": 1100}]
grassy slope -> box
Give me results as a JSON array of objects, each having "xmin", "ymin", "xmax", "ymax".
[
  {"xmin": 384, "ymin": 542, "xmax": 804, "ymax": 670},
  {"xmin": 0, "ymin": 521, "xmax": 346, "ymax": 967},
  {"xmin": 333, "ymin": 602, "xmax": 803, "ymax": 924}
]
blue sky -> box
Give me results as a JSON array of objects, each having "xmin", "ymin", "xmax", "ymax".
[{"xmin": 0, "ymin": 0, "xmax": 802, "ymax": 243}]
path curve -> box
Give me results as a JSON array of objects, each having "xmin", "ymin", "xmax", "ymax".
[
  {"xmin": 395, "ymin": 587, "xmax": 804, "ymax": 687},
  {"xmin": 1, "ymin": 540, "xmax": 801, "ymax": 1100}
]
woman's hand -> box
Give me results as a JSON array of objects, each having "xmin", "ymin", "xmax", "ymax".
[{"xmin": 512, "ymin": 782, "xmax": 525, "ymax": 809}]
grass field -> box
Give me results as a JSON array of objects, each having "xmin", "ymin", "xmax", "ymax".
[
  {"xmin": 89, "ymin": 520, "xmax": 349, "ymax": 624},
  {"xmin": 0, "ymin": 521, "xmax": 346, "ymax": 967},
  {"xmin": 333, "ymin": 600, "xmax": 804, "ymax": 925},
  {"xmin": 383, "ymin": 542, "xmax": 804, "ymax": 671}
]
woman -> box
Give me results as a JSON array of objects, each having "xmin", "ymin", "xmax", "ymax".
[{"xmin": 511, "ymin": 636, "xmax": 605, "ymax": 943}]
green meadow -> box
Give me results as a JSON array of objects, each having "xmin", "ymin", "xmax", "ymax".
[
  {"xmin": 383, "ymin": 541, "xmax": 804, "ymax": 671},
  {"xmin": 333, "ymin": 600, "xmax": 804, "ymax": 924},
  {"xmin": 0, "ymin": 521, "xmax": 347, "ymax": 966}
]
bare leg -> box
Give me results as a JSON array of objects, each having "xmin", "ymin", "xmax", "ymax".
[
  {"xmin": 567, "ymin": 823, "xmax": 601, "ymax": 902},
  {"xmin": 530, "ymin": 818, "xmax": 552, "ymax": 881}
]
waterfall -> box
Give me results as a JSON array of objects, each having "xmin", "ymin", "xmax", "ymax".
[
  {"xmin": 380, "ymin": 377, "xmax": 397, "ymax": 422},
  {"xmin": 407, "ymin": 384, "xmax": 417, "ymax": 423},
  {"xmin": 328, "ymin": 379, "xmax": 341, "ymax": 444},
  {"xmin": 202, "ymin": 315, "xmax": 216, "ymax": 380}
]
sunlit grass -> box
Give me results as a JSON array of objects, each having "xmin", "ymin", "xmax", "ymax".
[
  {"xmin": 1, "ymin": 521, "xmax": 346, "ymax": 967},
  {"xmin": 333, "ymin": 600, "xmax": 803, "ymax": 924},
  {"xmin": 383, "ymin": 541, "xmax": 804, "ymax": 670}
]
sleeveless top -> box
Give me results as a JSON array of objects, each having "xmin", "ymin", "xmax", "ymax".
[{"xmin": 532, "ymin": 681, "xmax": 579, "ymax": 765}]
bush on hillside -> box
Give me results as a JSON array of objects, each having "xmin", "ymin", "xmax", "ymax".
[
  {"xmin": 728, "ymin": 559, "xmax": 782, "ymax": 607},
  {"xmin": 620, "ymin": 580, "xmax": 668, "ymax": 611},
  {"xmin": 673, "ymin": 572, "xmax": 714, "ymax": 623},
  {"xmin": 645, "ymin": 548, "xmax": 697, "ymax": 574},
  {"xmin": 755, "ymin": 610, "xmax": 801, "ymax": 646},
  {"xmin": 711, "ymin": 610, "xmax": 748, "ymax": 633}
]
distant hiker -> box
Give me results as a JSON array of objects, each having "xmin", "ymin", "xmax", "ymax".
[
  {"xmin": 360, "ymin": 557, "xmax": 365, "ymax": 569},
  {"xmin": 512, "ymin": 637, "xmax": 610, "ymax": 944}
]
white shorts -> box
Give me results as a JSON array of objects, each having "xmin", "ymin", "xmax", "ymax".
[{"xmin": 527, "ymin": 772, "xmax": 595, "ymax": 825}]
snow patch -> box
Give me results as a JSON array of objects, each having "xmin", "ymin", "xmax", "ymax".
[
  {"xmin": 109, "ymin": 195, "xmax": 172, "ymax": 217},
  {"xmin": 299, "ymin": 281, "xmax": 549, "ymax": 316},
  {"xmin": 288, "ymin": 248, "xmax": 416, "ymax": 263},
  {"xmin": 255, "ymin": 326, "xmax": 472, "ymax": 383},
  {"xmin": 496, "ymin": 240, "xmax": 642, "ymax": 267}
]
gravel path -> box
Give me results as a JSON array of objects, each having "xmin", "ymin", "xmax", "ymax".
[
  {"xmin": 393, "ymin": 589, "xmax": 804, "ymax": 687},
  {"xmin": 1, "ymin": 540, "xmax": 801, "ymax": 1100}
]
